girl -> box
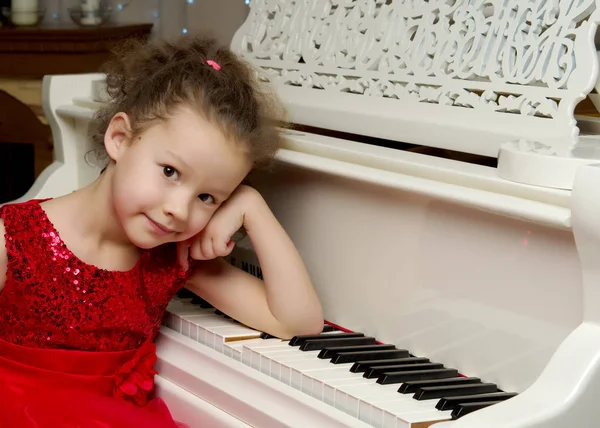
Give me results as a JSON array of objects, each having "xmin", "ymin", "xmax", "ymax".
[{"xmin": 0, "ymin": 36, "xmax": 323, "ymax": 427}]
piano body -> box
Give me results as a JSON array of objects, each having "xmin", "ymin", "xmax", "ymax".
[{"xmin": 9, "ymin": 0, "xmax": 600, "ymax": 426}]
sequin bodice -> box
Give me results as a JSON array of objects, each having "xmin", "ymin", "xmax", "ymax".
[{"xmin": 0, "ymin": 199, "xmax": 189, "ymax": 351}]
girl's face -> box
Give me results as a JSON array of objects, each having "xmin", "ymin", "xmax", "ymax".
[{"xmin": 104, "ymin": 106, "xmax": 251, "ymax": 249}]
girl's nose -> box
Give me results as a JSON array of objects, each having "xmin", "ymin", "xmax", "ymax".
[{"xmin": 163, "ymin": 196, "xmax": 189, "ymax": 224}]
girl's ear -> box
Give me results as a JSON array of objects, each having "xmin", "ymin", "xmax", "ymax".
[{"xmin": 104, "ymin": 113, "xmax": 133, "ymax": 162}]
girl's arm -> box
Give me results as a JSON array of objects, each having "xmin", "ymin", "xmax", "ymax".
[
  {"xmin": 184, "ymin": 187, "xmax": 324, "ymax": 339},
  {"xmin": 0, "ymin": 219, "xmax": 6, "ymax": 293}
]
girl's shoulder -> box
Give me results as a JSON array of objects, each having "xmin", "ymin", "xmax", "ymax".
[
  {"xmin": 0, "ymin": 199, "xmax": 47, "ymax": 233},
  {"xmin": 0, "ymin": 199, "xmax": 53, "ymax": 289},
  {"xmin": 0, "ymin": 199, "xmax": 40, "ymax": 293}
]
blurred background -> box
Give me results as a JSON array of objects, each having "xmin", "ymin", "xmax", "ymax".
[
  {"xmin": 35, "ymin": 0, "xmax": 250, "ymax": 42},
  {"xmin": 0, "ymin": 0, "xmax": 251, "ymax": 202}
]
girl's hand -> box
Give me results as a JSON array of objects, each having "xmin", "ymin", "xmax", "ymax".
[{"xmin": 177, "ymin": 185, "xmax": 258, "ymax": 270}]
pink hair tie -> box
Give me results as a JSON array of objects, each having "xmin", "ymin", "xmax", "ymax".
[{"xmin": 206, "ymin": 60, "xmax": 221, "ymax": 71}]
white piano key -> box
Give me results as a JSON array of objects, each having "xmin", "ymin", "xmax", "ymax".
[
  {"xmin": 397, "ymin": 410, "xmax": 452, "ymax": 428},
  {"xmin": 241, "ymin": 343, "xmax": 294, "ymax": 368},
  {"xmin": 258, "ymin": 347, "xmax": 319, "ymax": 363},
  {"xmin": 303, "ymin": 366, "xmax": 364, "ymax": 383},
  {"xmin": 367, "ymin": 397, "xmax": 453, "ymax": 428},
  {"xmin": 166, "ymin": 301, "xmax": 268, "ymax": 354},
  {"xmin": 243, "ymin": 344, "xmax": 292, "ymax": 370},
  {"xmin": 271, "ymin": 351, "xmax": 322, "ymax": 379},
  {"xmin": 286, "ymin": 359, "xmax": 351, "ymax": 395},
  {"xmin": 285, "ymin": 358, "xmax": 352, "ymax": 372},
  {"xmin": 240, "ymin": 338, "xmax": 288, "ymax": 354},
  {"xmin": 242, "ymin": 339, "xmax": 289, "ymax": 348},
  {"xmin": 341, "ymin": 383, "xmax": 407, "ymax": 417},
  {"xmin": 185, "ymin": 317, "xmax": 236, "ymax": 344},
  {"xmin": 323, "ymin": 377, "xmax": 373, "ymax": 407},
  {"xmin": 166, "ymin": 299, "xmax": 453, "ymax": 426},
  {"xmin": 252, "ymin": 349, "xmax": 313, "ymax": 379},
  {"xmin": 207, "ymin": 326, "xmax": 262, "ymax": 352},
  {"xmin": 291, "ymin": 365, "xmax": 357, "ymax": 391},
  {"xmin": 169, "ymin": 304, "xmax": 212, "ymax": 317},
  {"xmin": 165, "ymin": 310, "xmax": 182, "ymax": 332},
  {"xmin": 260, "ymin": 352, "xmax": 315, "ymax": 384},
  {"xmin": 164, "ymin": 306, "xmax": 460, "ymax": 427},
  {"xmin": 368, "ymin": 396, "xmax": 426, "ymax": 424},
  {"xmin": 262, "ymin": 351, "xmax": 306, "ymax": 375},
  {"xmin": 166, "ymin": 309, "xmax": 215, "ymax": 334},
  {"xmin": 334, "ymin": 382, "xmax": 400, "ymax": 418},
  {"xmin": 225, "ymin": 341, "xmax": 248, "ymax": 361},
  {"xmin": 206, "ymin": 323, "xmax": 261, "ymax": 339},
  {"xmin": 181, "ymin": 315, "xmax": 219, "ymax": 337},
  {"xmin": 262, "ymin": 350, "xmax": 313, "ymax": 381},
  {"xmin": 292, "ymin": 359, "xmax": 350, "ymax": 394}
]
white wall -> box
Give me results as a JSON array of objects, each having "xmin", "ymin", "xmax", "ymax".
[{"xmin": 41, "ymin": 0, "xmax": 250, "ymax": 45}]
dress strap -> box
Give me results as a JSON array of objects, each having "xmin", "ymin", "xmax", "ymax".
[
  {"xmin": 0, "ymin": 200, "xmax": 49, "ymax": 288},
  {"xmin": 0, "ymin": 199, "xmax": 50, "ymax": 245}
]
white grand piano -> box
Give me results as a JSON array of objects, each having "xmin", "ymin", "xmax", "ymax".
[{"xmin": 10, "ymin": 0, "xmax": 600, "ymax": 426}]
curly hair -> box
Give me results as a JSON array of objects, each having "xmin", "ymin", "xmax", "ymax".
[{"xmin": 88, "ymin": 35, "xmax": 285, "ymax": 171}]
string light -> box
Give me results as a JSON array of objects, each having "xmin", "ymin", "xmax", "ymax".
[{"xmin": 182, "ymin": 0, "xmax": 189, "ymax": 35}]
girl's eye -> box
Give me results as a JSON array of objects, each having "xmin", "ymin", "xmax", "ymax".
[
  {"xmin": 199, "ymin": 193, "xmax": 214, "ymax": 204},
  {"xmin": 163, "ymin": 166, "xmax": 179, "ymax": 180}
]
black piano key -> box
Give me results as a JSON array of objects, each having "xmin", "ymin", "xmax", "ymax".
[
  {"xmin": 176, "ymin": 288, "xmax": 196, "ymax": 299},
  {"xmin": 377, "ymin": 368, "xmax": 458, "ymax": 384},
  {"xmin": 214, "ymin": 309, "xmax": 232, "ymax": 319},
  {"xmin": 190, "ymin": 296, "xmax": 212, "ymax": 308},
  {"xmin": 414, "ymin": 383, "xmax": 498, "ymax": 401},
  {"xmin": 398, "ymin": 377, "xmax": 482, "ymax": 394},
  {"xmin": 289, "ymin": 332, "xmax": 364, "ymax": 347},
  {"xmin": 436, "ymin": 391, "xmax": 517, "ymax": 411},
  {"xmin": 261, "ymin": 332, "xmax": 276, "ymax": 339},
  {"xmin": 331, "ymin": 349, "xmax": 410, "ymax": 364},
  {"xmin": 364, "ymin": 362, "xmax": 444, "ymax": 379},
  {"xmin": 350, "ymin": 357, "xmax": 430, "ymax": 373},
  {"xmin": 318, "ymin": 344, "xmax": 396, "ymax": 359},
  {"xmin": 322, "ymin": 324, "xmax": 337, "ymax": 332},
  {"xmin": 300, "ymin": 336, "xmax": 377, "ymax": 351},
  {"xmin": 451, "ymin": 401, "xmax": 504, "ymax": 419}
]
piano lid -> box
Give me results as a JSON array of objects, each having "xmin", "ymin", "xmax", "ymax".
[{"xmin": 230, "ymin": 0, "xmax": 600, "ymax": 189}]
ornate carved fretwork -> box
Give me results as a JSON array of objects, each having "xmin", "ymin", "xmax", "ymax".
[{"xmin": 235, "ymin": 0, "xmax": 598, "ymax": 120}]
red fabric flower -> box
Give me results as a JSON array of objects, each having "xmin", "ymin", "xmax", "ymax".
[{"xmin": 113, "ymin": 340, "xmax": 158, "ymax": 406}]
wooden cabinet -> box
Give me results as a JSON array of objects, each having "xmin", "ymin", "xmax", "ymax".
[{"xmin": 0, "ymin": 22, "xmax": 153, "ymax": 77}]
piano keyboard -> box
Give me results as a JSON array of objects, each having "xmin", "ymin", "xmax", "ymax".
[{"xmin": 163, "ymin": 291, "xmax": 518, "ymax": 427}]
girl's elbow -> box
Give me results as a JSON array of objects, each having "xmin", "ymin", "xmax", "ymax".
[
  {"xmin": 277, "ymin": 315, "xmax": 324, "ymax": 340},
  {"xmin": 294, "ymin": 314, "xmax": 325, "ymax": 338},
  {"xmin": 305, "ymin": 317, "xmax": 326, "ymax": 336}
]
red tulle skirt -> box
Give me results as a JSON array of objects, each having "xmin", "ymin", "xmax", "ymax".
[{"xmin": 0, "ymin": 337, "xmax": 187, "ymax": 428}]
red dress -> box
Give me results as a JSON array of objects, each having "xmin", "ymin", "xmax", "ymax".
[{"xmin": 0, "ymin": 199, "xmax": 190, "ymax": 427}]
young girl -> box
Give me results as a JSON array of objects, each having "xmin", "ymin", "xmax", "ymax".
[{"xmin": 0, "ymin": 36, "xmax": 323, "ymax": 427}]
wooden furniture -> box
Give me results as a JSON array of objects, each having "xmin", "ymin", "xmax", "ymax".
[{"xmin": 0, "ymin": 22, "xmax": 153, "ymax": 77}]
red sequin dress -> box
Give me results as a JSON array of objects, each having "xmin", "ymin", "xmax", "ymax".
[{"xmin": 0, "ymin": 199, "xmax": 191, "ymax": 427}]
